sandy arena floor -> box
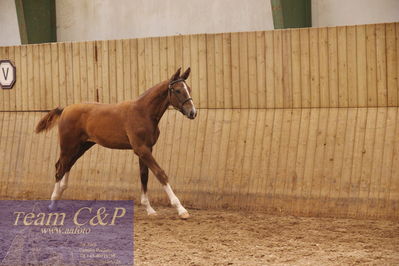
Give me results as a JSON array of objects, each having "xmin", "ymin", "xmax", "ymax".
[{"xmin": 134, "ymin": 206, "xmax": 398, "ymax": 266}]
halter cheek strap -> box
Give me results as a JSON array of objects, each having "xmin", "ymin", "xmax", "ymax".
[{"xmin": 168, "ymin": 79, "xmax": 193, "ymax": 112}]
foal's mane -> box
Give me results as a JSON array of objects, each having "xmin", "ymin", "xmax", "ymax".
[{"xmin": 136, "ymin": 80, "xmax": 169, "ymax": 101}]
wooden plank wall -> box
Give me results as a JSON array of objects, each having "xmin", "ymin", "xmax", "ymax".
[{"xmin": 0, "ymin": 23, "xmax": 398, "ymax": 220}]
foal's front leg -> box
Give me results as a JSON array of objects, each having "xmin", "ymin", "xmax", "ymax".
[{"xmin": 135, "ymin": 146, "xmax": 189, "ymax": 219}]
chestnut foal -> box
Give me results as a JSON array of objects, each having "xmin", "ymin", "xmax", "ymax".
[{"xmin": 35, "ymin": 67, "xmax": 196, "ymax": 219}]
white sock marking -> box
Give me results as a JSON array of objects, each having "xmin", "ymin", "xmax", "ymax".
[
  {"xmin": 163, "ymin": 183, "xmax": 188, "ymax": 215},
  {"xmin": 50, "ymin": 172, "xmax": 69, "ymax": 208},
  {"xmin": 51, "ymin": 172, "xmax": 69, "ymax": 200},
  {"xmin": 141, "ymin": 192, "xmax": 156, "ymax": 215}
]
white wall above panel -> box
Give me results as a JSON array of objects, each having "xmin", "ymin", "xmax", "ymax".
[
  {"xmin": 312, "ymin": 0, "xmax": 399, "ymax": 27},
  {"xmin": 0, "ymin": 0, "xmax": 21, "ymax": 47},
  {"xmin": 56, "ymin": 0, "xmax": 274, "ymax": 42}
]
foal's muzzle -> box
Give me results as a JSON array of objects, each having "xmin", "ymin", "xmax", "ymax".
[
  {"xmin": 188, "ymin": 109, "xmax": 197, "ymax": 119},
  {"xmin": 183, "ymin": 105, "xmax": 197, "ymax": 120}
]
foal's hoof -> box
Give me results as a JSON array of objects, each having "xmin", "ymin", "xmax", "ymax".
[
  {"xmin": 179, "ymin": 212, "xmax": 190, "ymax": 220},
  {"xmin": 148, "ymin": 212, "xmax": 158, "ymax": 217},
  {"xmin": 48, "ymin": 202, "xmax": 57, "ymax": 211}
]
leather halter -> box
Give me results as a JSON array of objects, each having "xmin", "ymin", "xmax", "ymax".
[{"xmin": 168, "ymin": 79, "xmax": 193, "ymax": 113}]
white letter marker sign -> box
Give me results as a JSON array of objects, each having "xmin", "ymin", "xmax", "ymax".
[{"xmin": 0, "ymin": 60, "xmax": 16, "ymax": 89}]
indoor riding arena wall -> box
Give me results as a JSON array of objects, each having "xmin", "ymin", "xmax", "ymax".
[{"xmin": 0, "ymin": 23, "xmax": 398, "ymax": 220}]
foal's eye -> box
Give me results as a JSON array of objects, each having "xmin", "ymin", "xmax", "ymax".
[{"xmin": 175, "ymin": 90, "xmax": 181, "ymax": 94}]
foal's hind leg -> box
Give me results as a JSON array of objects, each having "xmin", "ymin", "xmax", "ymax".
[
  {"xmin": 49, "ymin": 142, "xmax": 95, "ymax": 210},
  {"xmin": 49, "ymin": 171, "xmax": 70, "ymax": 210},
  {"xmin": 139, "ymin": 159, "xmax": 157, "ymax": 215}
]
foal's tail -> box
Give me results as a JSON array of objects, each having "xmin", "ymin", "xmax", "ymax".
[{"xmin": 35, "ymin": 107, "xmax": 64, "ymax": 133}]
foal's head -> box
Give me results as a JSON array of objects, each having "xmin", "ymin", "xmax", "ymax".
[{"xmin": 168, "ymin": 67, "xmax": 197, "ymax": 120}]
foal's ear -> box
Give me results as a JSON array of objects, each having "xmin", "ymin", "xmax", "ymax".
[
  {"xmin": 170, "ymin": 67, "xmax": 181, "ymax": 82},
  {"xmin": 180, "ymin": 67, "xmax": 191, "ymax": 80}
]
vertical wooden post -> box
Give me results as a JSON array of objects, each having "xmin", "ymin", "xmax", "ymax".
[
  {"xmin": 271, "ymin": 0, "xmax": 311, "ymax": 29},
  {"xmin": 15, "ymin": 0, "xmax": 56, "ymax": 44}
]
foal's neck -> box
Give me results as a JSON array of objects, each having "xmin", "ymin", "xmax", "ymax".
[{"xmin": 137, "ymin": 80, "xmax": 170, "ymax": 124}]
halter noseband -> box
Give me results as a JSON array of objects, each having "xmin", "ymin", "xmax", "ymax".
[{"xmin": 168, "ymin": 79, "xmax": 193, "ymax": 112}]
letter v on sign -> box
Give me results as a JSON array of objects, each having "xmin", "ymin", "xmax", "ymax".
[
  {"xmin": 2, "ymin": 68, "xmax": 9, "ymax": 80},
  {"xmin": 0, "ymin": 60, "xmax": 16, "ymax": 89}
]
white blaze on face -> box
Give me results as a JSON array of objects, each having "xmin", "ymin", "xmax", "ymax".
[
  {"xmin": 182, "ymin": 82, "xmax": 196, "ymax": 116},
  {"xmin": 182, "ymin": 82, "xmax": 191, "ymax": 99}
]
